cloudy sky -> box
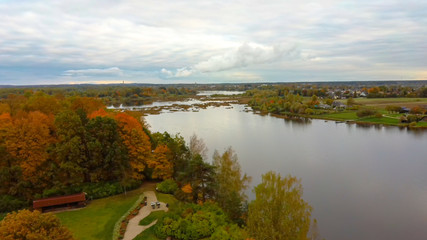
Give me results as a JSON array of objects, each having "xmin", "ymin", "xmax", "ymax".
[{"xmin": 0, "ymin": 0, "xmax": 426, "ymax": 85}]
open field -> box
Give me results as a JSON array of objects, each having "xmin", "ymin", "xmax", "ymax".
[
  {"xmin": 340, "ymin": 98, "xmax": 427, "ymax": 108},
  {"xmin": 56, "ymin": 183, "xmax": 156, "ymax": 240},
  {"xmin": 321, "ymin": 111, "xmax": 358, "ymax": 120}
]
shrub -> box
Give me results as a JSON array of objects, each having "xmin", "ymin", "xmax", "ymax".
[
  {"xmin": 356, "ymin": 109, "xmax": 378, "ymax": 118},
  {"xmin": 156, "ymin": 179, "xmax": 178, "ymax": 194},
  {"xmin": 374, "ymin": 113, "xmax": 383, "ymax": 118},
  {"xmin": 407, "ymin": 114, "xmax": 421, "ymax": 123},
  {"xmin": 0, "ymin": 195, "xmax": 27, "ymax": 212}
]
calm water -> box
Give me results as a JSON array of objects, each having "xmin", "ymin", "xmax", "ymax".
[{"xmin": 145, "ymin": 104, "xmax": 427, "ymax": 240}]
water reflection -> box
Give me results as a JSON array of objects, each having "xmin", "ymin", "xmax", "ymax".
[{"xmin": 145, "ymin": 104, "xmax": 427, "ymax": 240}]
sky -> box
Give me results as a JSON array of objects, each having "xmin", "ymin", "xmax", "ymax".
[{"xmin": 0, "ymin": 0, "xmax": 426, "ymax": 85}]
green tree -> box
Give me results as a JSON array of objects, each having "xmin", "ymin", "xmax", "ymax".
[
  {"xmin": 346, "ymin": 97, "xmax": 356, "ymax": 106},
  {"xmin": 179, "ymin": 154, "xmax": 216, "ymax": 203},
  {"xmin": 85, "ymin": 116, "xmax": 129, "ymax": 182},
  {"xmin": 54, "ymin": 110, "xmax": 88, "ymax": 186},
  {"xmin": 247, "ymin": 171, "xmax": 312, "ymax": 240},
  {"xmin": 213, "ymin": 147, "xmax": 251, "ymax": 223}
]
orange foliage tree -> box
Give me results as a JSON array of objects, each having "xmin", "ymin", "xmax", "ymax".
[
  {"xmin": 0, "ymin": 209, "xmax": 74, "ymax": 240},
  {"xmin": 148, "ymin": 144, "xmax": 173, "ymax": 180},
  {"xmin": 70, "ymin": 97, "xmax": 105, "ymax": 116},
  {"xmin": 88, "ymin": 108, "xmax": 109, "ymax": 119},
  {"xmin": 115, "ymin": 112, "xmax": 152, "ymax": 180},
  {"xmin": 4, "ymin": 111, "xmax": 55, "ymax": 184}
]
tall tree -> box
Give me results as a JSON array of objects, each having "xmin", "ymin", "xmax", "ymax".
[
  {"xmin": 180, "ymin": 154, "xmax": 216, "ymax": 203},
  {"xmin": 85, "ymin": 116, "xmax": 129, "ymax": 182},
  {"xmin": 151, "ymin": 132, "xmax": 189, "ymax": 177},
  {"xmin": 54, "ymin": 110, "xmax": 88, "ymax": 186},
  {"xmin": 4, "ymin": 111, "xmax": 55, "ymax": 185},
  {"xmin": 213, "ymin": 147, "xmax": 251, "ymax": 223},
  {"xmin": 247, "ymin": 171, "xmax": 312, "ymax": 240},
  {"xmin": 189, "ymin": 134, "xmax": 208, "ymax": 159},
  {"xmin": 148, "ymin": 144, "xmax": 173, "ymax": 180},
  {"xmin": 115, "ymin": 113, "xmax": 151, "ymax": 180},
  {"xmin": 0, "ymin": 209, "xmax": 75, "ymax": 240}
]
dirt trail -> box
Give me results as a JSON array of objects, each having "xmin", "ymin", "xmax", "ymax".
[{"xmin": 122, "ymin": 191, "xmax": 168, "ymax": 240}]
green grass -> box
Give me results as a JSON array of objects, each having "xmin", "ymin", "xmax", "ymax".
[
  {"xmin": 357, "ymin": 117, "xmax": 401, "ymax": 125},
  {"xmin": 56, "ymin": 183, "xmax": 155, "ymax": 240},
  {"xmin": 133, "ymin": 225, "xmax": 158, "ymax": 240},
  {"xmin": 320, "ymin": 111, "xmax": 358, "ymax": 120},
  {"xmin": 343, "ymin": 98, "xmax": 427, "ymax": 107},
  {"xmin": 139, "ymin": 211, "xmax": 165, "ymax": 226},
  {"xmin": 156, "ymin": 193, "xmax": 180, "ymax": 210},
  {"xmin": 416, "ymin": 121, "xmax": 427, "ymax": 127}
]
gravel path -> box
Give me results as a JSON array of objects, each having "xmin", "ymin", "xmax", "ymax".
[{"xmin": 122, "ymin": 191, "xmax": 168, "ymax": 240}]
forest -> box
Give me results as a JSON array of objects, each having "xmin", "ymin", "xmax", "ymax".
[{"xmin": 0, "ymin": 88, "xmax": 319, "ymax": 240}]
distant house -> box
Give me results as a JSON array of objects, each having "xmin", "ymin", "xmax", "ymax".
[
  {"xmin": 33, "ymin": 193, "xmax": 87, "ymax": 212},
  {"xmin": 317, "ymin": 104, "xmax": 332, "ymax": 109},
  {"xmin": 332, "ymin": 101, "xmax": 347, "ymax": 109},
  {"xmin": 400, "ymin": 107, "xmax": 410, "ymax": 113}
]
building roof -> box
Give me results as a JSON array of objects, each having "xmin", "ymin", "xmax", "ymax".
[{"xmin": 33, "ymin": 193, "xmax": 86, "ymax": 209}]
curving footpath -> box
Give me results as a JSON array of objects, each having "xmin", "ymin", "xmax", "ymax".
[{"xmin": 123, "ymin": 191, "xmax": 168, "ymax": 240}]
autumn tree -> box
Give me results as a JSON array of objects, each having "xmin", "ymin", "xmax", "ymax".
[
  {"xmin": 213, "ymin": 147, "xmax": 251, "ymax": 223},
  {"xmin": 115, "ymin": 113, "xmax": 152, "ymax": 180},
  {"xmin": 70, "ymin": 97, "xmax": 105, "ymax": 117},
  {"xmin": 247, "ymin": 171, "xmax": 312, "ymax": 240},
  {"xmin": 147, "ymin": 144, "xmax": 173, "ymax": 180},
  {"xmin": 25, "ymin": 92, "xmax": 61, "ymax": 115},
  {"xmin": 151, "ymin": 132, "xmax": 189, "ymax": 177},
  {"xmin": 4, "ymin": 111, "xmax": 55, "ymax": 185},
  {"xmin": 0, "ymin": 209, "xmax": 74, "ymax": 240}
]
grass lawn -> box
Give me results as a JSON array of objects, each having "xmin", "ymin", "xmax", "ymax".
[
  {"xmin": 416, "ymin": 121, "xmax": 427, "ymax": 127},
  {"xmin": 347, "ymin": 98, "xmax": 427, "ymax": 108},
  {"xmin": 320, "ymin": 111, "xmax": 358, "ymax": 120},
  {"xmin": 133, "ymin": 225, "xmax": 158, "ymax": 240},
  {"xmin": 56, "ymin": 183, "xmax": 156, "ymax": 240},
  {"xmin": 357, "ymin": 117, "xmax": 401, "ymax": 125},
  {"xmin": 139, "ymin": 211, "xmax": 165, "ymax": 226}
]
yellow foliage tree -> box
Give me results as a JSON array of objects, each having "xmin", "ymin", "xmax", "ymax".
[
  {"xmin": 181, "ymin": 183, "xmax": 193, "ymax": 194},
  {"xmin": 147, "ymin": 144, "xmax": 173, "ymax": 180},
  {"xmin": 0, "ymin": 209, "xmax": 75, "ymax": 240},
  {"xmin": 5, "ymin": 111, "xmax": 55, "ymax": 184}
]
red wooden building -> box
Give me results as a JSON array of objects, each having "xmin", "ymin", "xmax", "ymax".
[{"xmin": 33, "ymin": 193, "xmax": 87, "ymax": 212}]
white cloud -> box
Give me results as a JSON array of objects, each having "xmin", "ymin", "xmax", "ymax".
[
  {"xmin": 162, "ymin": 42, "xmax": 298, "ymax": 78},
  {"xmin": 63, "ymin": 67, "xmax": 123, "ymax": 76},
  {"xmin": 194, "ymin": 42, "xmax": 297, "ymax": 72}
]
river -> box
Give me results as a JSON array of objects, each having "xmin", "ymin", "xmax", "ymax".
[{"xmin": 144, "ymin": 103, "xmax": 427, "ymax": 240}]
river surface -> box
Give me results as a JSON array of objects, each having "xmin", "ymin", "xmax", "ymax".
[{"xmin": 144, "ymin": 104, "xmax": 427, "ymax": 240}]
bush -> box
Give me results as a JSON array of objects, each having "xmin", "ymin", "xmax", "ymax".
[
  {"xmin": 407, "ymin": 114, "xmax": 421, "ymax": 123},
  {"xmin": 0, "ymin": 195, "xmax": 27, "ymax": 212},
  {"xmin": 156, "ymin": 179, "xmax": 178, "ymax": 194},
  {"xmin": 41, "ymin": 180, "xmax": 142, "ymax": 200},
  {"xmin": 356, "ymin": 109, "xmax": 378, "ymax": 118}
]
